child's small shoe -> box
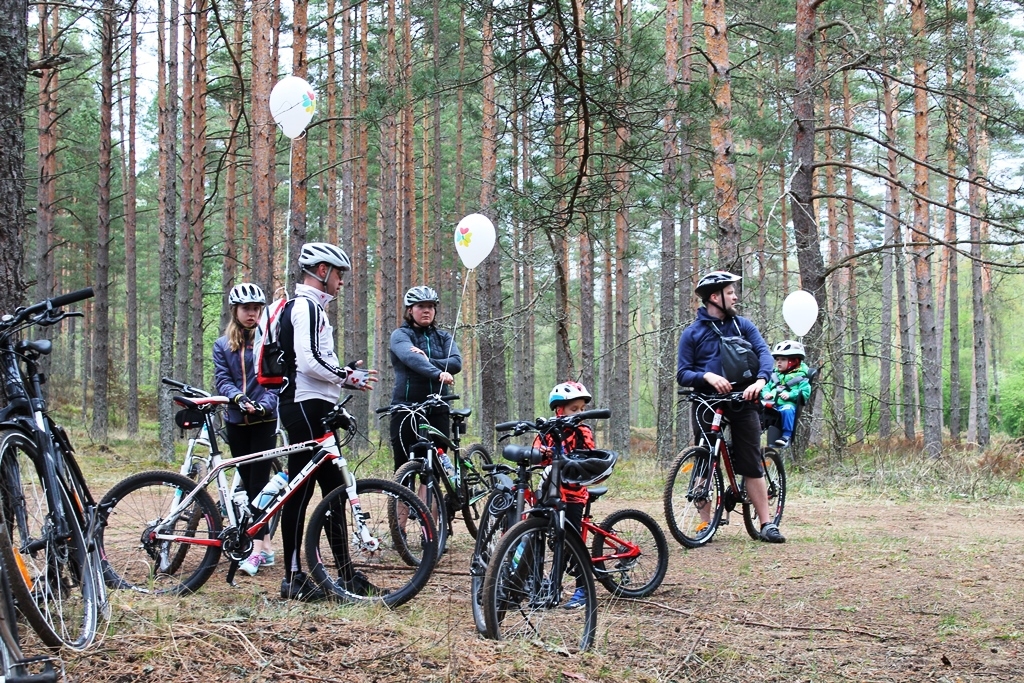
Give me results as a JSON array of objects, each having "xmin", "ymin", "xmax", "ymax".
[
  {"xmin": 773, "ymin": 437, "xmax": 790, "ymax": 448},
  {"xmin": 259, "ymin": 550, "xmax": 275, "ymax": 566},
  {"xmin": 239, "ymin": 553, "xmax": 267, "ymax": 577}
]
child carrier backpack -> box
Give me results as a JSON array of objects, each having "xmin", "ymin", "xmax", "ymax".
[{"xmin": 254, "ymin": 297, "xmax": 293, "ymax": 388}]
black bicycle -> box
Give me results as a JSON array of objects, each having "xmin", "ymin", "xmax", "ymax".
[
  {"xmin": 0, "ymin": 289, "xmax": 104, "ymax": 651},
  {"xmin": 382, "ymin": 394, "xmax": 492, "ymax": 556}
]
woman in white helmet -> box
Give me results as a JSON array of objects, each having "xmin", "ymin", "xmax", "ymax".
[
  {"xmin": 212, "ymin": 282, "xmax": 279, "ymax": 577},
  {"xmin": 388, "ymin": 285, "xmax": 462, "ymax": 470}
]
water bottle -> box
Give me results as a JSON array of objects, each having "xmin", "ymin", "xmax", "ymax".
[
  {"xmin": 510, "ymin": 538, "xmax": 527, "ymax": 571},
  {"xmin": 232, "ymin": 488, "xmax": 251, "ymax": 521},
  {"xmin": 253, "ymin": 471, "xmax": 289, "ymax": 510},
  {"xmin": 438, "ymin": 450, "xmax": 457, "ymax": 485}
]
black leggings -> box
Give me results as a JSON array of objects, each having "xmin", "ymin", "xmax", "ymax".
[
  {"xmin": 224, "ymin": 420, "xmax": 277, "ymax": 541},
  {"xmin": 279, "ymin": 399, "xmax": 347, "ymax": 578}
]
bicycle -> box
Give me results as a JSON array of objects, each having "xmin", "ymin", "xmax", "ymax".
[
  {"xmin": 98, "ymin": 397, "xmax": 439, "ymax": 607},
  {"xmin": 381, "ymin": 394, "xmax": 492, "ymax": 556},
  {"xmin": 472, "ymin": 410, "xmax": 668, "ymax": 638},
  {"xmin": 0, "ymin": 288, "xmax": 105, "ymax": 651},
  {"xmin": 160, "ymin": 377, "xmax": 284, "ymax": 544},
  {"xmin": 662, "ymin": 389, "xmax": 786, "ymax": 548}
]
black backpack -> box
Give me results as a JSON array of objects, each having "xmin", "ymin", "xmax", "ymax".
[{"xmin": 711, "ymin": 319, "xmax": 761, "ymax": 387}]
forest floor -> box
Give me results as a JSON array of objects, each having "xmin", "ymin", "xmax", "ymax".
[{"xmin": 38, "ymin": 483, "xmax": 1024, "ymax": 683}]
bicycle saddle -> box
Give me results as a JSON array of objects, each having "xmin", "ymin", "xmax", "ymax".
[{"xmin": 502, "ymin": 444, "xmax": 545, "ymax": 465}]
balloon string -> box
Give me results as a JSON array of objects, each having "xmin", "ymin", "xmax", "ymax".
[
  {"xmin": 442, "ymin": 271, "xmax": 472, "ymax": 378},
  {"xmin": 284, "ymin": 138, "xmax": 294, "ymax": 288}
]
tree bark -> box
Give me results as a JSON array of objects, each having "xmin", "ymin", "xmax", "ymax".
[
  {"xmin": 124, "ymin": 1, "xmax": 139, "ymax": 435},
  {"xmin": 612, "ymin": 0, "xmax": 631, "ymax": 455},
  {"xmin": 842, "ymin": 71, "xmax": 862, "ymax": 441},
  {"xmin": 250, "ymin": 0, "xmax": 276, "ymax": 289},
  {"xmin": 0, "ymin": 0, "xmax": 28, "ymax": 313},
  {"xmin": 287, "ymin": 0, "xmax": 308, "ymax": 290},
  {"xmin": 943, "ymin": 6, "xmax": 960, "ymax": 442}
]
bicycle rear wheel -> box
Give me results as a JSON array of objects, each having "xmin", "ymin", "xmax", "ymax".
[
  {"xmin": 663, "ymin": 445, "xmax": 723, "ymax": 548},
  {"xmin": 591, "ymin": 509, "xmax": 668, "ymax": 598},
  {"xmin": 458, "ymin": 443, "xmax": 492, "ymax": 538},
  {"xmin": 0, "ymin": 429, "xmax": 99, "ymax": 651},
  {"xmin": 470, "ymin": 487, "xmax": 518, "ymax": 635},
  {"xmin": 98, "ymin": 471, "xmax": 222, "ymax": 595},
  {"xmin": 742, "ymin": 448, "xmax": 787, "ymax": 539},
  {"xmin": 305, "ymin": 478, "xmax": 438, "ymax": 608},
  {"xmin": 393, "ymin": 460, "xmax": 448, "ymax": 558},
  {"xmin": 482, "ymin": 516, "xmax": 597, "ymax": 652}
]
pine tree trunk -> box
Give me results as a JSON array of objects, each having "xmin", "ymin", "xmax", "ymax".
[
  {"xmin": 657, "ymin": 0, "xmax": 678, "ymax": 463},
  {"xmin": 879, "ymin": 43, "xmax": 899, "ymax": 439},
  {"xmin": 911, "ymin": 0, "xmax": 942, "ymax": 456},
  {"xmin": 943, "ymin": 9, "xmax": 961, "ymax": 442},
  {"xmin": 188, "ymin": 0, "xmax": 207, "ymax": 388},
  {"xmin": 176, "ymin": 0, "xmax": 193, "ymax": 383},
  {"xmin": 842, "ymin": 71, "xmax": 862, "ymax": 441},
  {"xmin": 221, "ymin": 0, "xmax": 244, "ymax": 330},
  {"xmin": 92, "ymin": 0, "xmax": 115, "ymax": 441},
  {"xmin": 823, "ymin": 79, "xmax": 845, "ymax": 444},
  {"xmin": 158, "ymin": 0, "xmax": 180, "ymax": 461},
  {"xmin": 611, "ymin": 0, "xmax": 632, "ymax": 456},
  {"xmin": 124, "ymin": 2, "xmax": 139, "ymax": 435},
  {"xmin": 35, "ymin": 3, "xmax": 57, "ymax": 306},
  {"xmin": 287, "ymin": 0, "xmax": 308, "ymax": 290},
  {"xmin": 250, "ymin": 0, "xmax": 276, "ymax": 289},
  {"xmin": 0, "ymin": 0, "xmax": 27, "ymax": 313},
  {"xmin": 965, "ymin": 0, "xmax": 987, "ymax": 446}
]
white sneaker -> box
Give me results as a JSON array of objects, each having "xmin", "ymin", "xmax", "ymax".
[{"xmin": 239, "ymin": 553, "xmax": 267, "ymax": 576}]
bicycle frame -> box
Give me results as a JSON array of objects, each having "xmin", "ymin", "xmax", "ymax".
[{"xmin": 152, "ymin": 401, "xmax": 379, "ymax": 565}]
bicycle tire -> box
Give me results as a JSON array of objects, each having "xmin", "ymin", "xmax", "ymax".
[
  {"xmin": 742, "ymin": 448, "xmax": 787, "ymax": 539},
  {"xmin": 458, "ymin": 443, "xmax": 492, "ymax": 539},
  {"xmin": 393, "ymin": 459, "xmax": 448, "ymax": 559},
  {"xmin": 663, "ymin": 445, "xmax": 723, "ymax": 548},
  {"xmin": 0, "ymin": 428, "xmax": 99, "ymax": 651},
  {"xmin": 470, "ymin": 487, "xmax": 518, "ymax": 634},
  {"xmin": 482, "ymin": 515, "xmax": 598, "ymax": 652},
  {"xmin": 304, "ymin": 478, "xmax": 438, "ymax": 608},
  {"xmin": 98, "ymin": 471, "xmax": 222, "ymax": 595},
  {"xmin": 591, "ymin": 509, "xmax": 668, "ymax": 598}
]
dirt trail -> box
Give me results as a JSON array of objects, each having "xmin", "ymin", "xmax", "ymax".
[{"xmin": 55, "ymin": 494, "xmax": 1024, "ymax": 682}]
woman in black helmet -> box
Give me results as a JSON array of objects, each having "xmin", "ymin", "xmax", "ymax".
[{"xmin": 388, "ymin": 285, "xmax": 462, "ymax": 471}]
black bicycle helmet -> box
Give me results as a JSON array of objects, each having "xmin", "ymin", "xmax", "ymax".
[
  {"xmin": 694, "ymin": 270, "xmax": 742, "ymax": 301},
  {"xmin": 404, "ymin": 285, "xmax": 440, "ymax": 308},
  {"xmin": 561, "ymin": 449, "xmax": 618, "ymax": 487}
]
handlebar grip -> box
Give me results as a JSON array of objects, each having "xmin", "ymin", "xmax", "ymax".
[
  {"xmin": 440, "ymin": 393, "xmax": 460, "ymax": 402},
  {"xmin": 495, "ymin": 420, "xmax": 524, "ymax": 431},
  {"xmin": 576, "ymin": 408, "xmax": 611, "ymax": 421},
  {"xmin": 49, "ymin": 287, "xmax": 95, "ymax": 309},
  {"xmin": 162, "ymin": 377, "xmax": 187, "ymax": 389},
  {"xmin": 375, "ymin": 406, "xmax": 391, "ymax": 415}
]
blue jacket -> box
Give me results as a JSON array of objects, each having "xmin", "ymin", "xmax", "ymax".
[
  {"xmin": 676, "ymin": 307, "xmax": 774, "ymax": 390},
  {"xmin": 212, "ymin": 334, "xmax": 279, "ymax": 425},
  {"xmin": 389, "ymin": 322, "xmax": 461, "ymax": 404}
]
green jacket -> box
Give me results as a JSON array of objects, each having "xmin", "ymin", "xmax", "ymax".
[{"xmin": 761, "ymin": 362, "xmax": 812, "ymax": 407}]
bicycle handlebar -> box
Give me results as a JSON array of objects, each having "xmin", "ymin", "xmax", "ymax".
[
  {"xmin": 496, "ymin": 408, "xmax": 611, "ymax": 435},
  {"xmin": 375, "ymin": 393, "xmax": 460, "ymax": 415},
  {"xmin": 161, "ymin": 377, "xmax": 211, "ymax": 398},
  {"xmin": 2, "ymin": 287, "xmax": 95, "ymax": 328}
]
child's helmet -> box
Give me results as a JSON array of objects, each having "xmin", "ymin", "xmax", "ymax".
[
  {"xmin": 548, "ymin": 381, "xmax": 592, "ymax": 409},
  {"xmin": 562, "ymin": 449, "xmax": 618, "ymax": 487},
  {"xmin": 771, "ymin": 340, "xmax": 805, "ymax": 359},
  {"xmin": 228, "ymin": 283, "xmax": 266, "ymax": 306}
]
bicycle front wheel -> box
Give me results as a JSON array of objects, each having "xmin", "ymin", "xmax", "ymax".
[
  {"xmin": 663, "ymin": 446, "xmax": 723, "ymax": 548},
  {"xmin": 458, "ymin": 443, "xmax": 492, "ymax": 538},
  {"xmin": 393, "ymin": 460, "xmax": 448, "ymax": 559},
  {"xmin": 470, "ymin": 487, "xmax": 518, "ymax": 635},
  {"xmin": 482, "ymin": 516, "xmax": 597, "ymax": 652},
  {"xmin": 98, "ymin": 471, "xmax": 222, "ymax": 595},
  {"xmin": 305, "ymin": 478, "xmax": 439, "ymax": 608},
  {"xmin": 591, "ymin": 509, "xmax": 668, "ymax": 599},
  {"xmin": 0, "ymin": 428, "xmax": 99, "ymax": 651},
  {"xmin": 742, "ymin": 448, "xmax": 787, "ymax": 539}
]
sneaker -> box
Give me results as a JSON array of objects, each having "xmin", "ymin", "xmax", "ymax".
[
  {"xmin": 773, "ymin": 437, "xmax": 790, "ymax": 448},
  {"xmin": 259, "ymin": 550, "xmax": 275, "ymax": 566},
  {"xmin": 337, "ymin": 570, "xmax": 390, "ymax": 598},
  {"xmin": 239, "ymin": 553, "xmax": 266, "ymax": 577},
  {"xmin": 280, "ymin": 572, "xmax": 326, "ymax": 601},
  {"xmin": 759, "ymin": 523, "xmax": 786, "ymax": 544},
  {"xmin": 563, "ymin": 587, "xmax": 587, "ymax": 610}
]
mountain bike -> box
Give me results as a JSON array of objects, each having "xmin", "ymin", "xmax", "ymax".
[
  {"xmin": 472, "ymin": 410, "xmax": 667, "ymax": 637},
  {"xmin": 0, "ymin": 288, "xmax": 105, "ymax": 651},
  {"xmin": 663, "ymin": 389, "xmax": 786, "ymax": 548},
  {"xmin": 382, "ymin": 394, "xmax": 492, "ymax": 556},
  {"xmin": 99, "ymin": 398, "xmax": 439, "ymax": 607},
  {"xmin": 160, "ymin": 377, "xmax": 284, "ymax": 543}
]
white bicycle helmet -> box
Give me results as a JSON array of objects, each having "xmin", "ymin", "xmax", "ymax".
[
  {"xmin": 228, "ymin": 283, "xmax": 266, "ymax": 306},
  {"xmin": 404, "ymin": 285, "xmax": 440, "ymax": 308},
  {"xmin": 695, "ymin": 270, "xmax": 742, "ymax": 300},
  {"xmin": 298, "ymin": 242, "xmax": 351, "ymax": 271},
  {"xmin": 771, "ymin": 340, "xmax": 806, "ymax": 359},
  {"xmin": 548, "ymin": 381, "xmax": 592, "ymax": 409}
]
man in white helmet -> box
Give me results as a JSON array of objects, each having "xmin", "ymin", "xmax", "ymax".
[{"xmin": 277, "ymin": 242, "xmax": 379, "ymax": 600}]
